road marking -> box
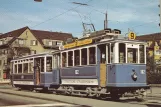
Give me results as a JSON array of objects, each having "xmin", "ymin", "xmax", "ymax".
[{"xmin": 2, "ymin": 103, "xmax": 79, "ymax": 107}]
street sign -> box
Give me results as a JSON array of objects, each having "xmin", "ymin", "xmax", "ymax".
[{"xmin": 128, "ymin": 32, "xmax": 136, "ymax": 40}]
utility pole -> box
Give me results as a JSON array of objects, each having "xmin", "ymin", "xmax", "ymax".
[
  {"xmin": 104, "ymin": 11, "xmax": 108, "ymax": 29},
  {"xmin": 159, "ymin": 0, "xmax": 161, "ymax": 30}
]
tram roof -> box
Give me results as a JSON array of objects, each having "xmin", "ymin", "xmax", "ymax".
[
  {"xmin": 11, "ymin": 52, "xmax": 53, "ymax": 61},
  {"xmin": 59, "ymin": 37, "xmax": 147, "ymax": 52}
]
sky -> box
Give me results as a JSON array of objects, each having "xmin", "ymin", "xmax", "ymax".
[{"xmin": 0, "ymin": 0, "xmax": 160, "ymax": 37}]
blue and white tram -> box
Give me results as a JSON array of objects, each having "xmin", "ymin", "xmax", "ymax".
[
  {"xmin": 11, "ymin": 53, "xmax": 53, "ymax": 90},
  {"xmin": 55, "ymin": 30, "xmax": 149, "ymax": 99}
]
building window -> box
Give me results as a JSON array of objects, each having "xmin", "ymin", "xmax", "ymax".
[
  {"xmin": 56, "ymin": 41, "xmax": 62, "ymax": 46},
  {"xmin": 18, "ymin": 40, "xmax": 24, "ymax": 45},
  {"xmin": 0, "ymin": 40, "xmax": 3, "ymax": 45},
  {"xmin": 31, "ymin": 50, "xmax": 36, "ymax": 54},
  {"xmin": 31, "ymin": 40, "xmax": 38, "ymax": 46},
  {"xmin": 48, "ymin": 41, "xmax": 53, "ymax": 46}
]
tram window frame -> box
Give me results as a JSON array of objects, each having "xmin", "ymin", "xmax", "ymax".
[
  {"xmin": 46, "ymin": 56, "xmax": 52, "ymax": 72},
  {"xmin": 62, "ymin": 52, "xmax": 67, "ymax": 67},
  {"xmin": 53, "ymin": 54, "xmax": 60, "ymax": 69},
  {"xmin": 119, "ymin": 43, "xmax": 126, "ymax": 63},
  {"xmin": 68, "ymin": 51, "xmax": 73, "ymax": 67},
  {"xmin": 14, "ymin": 64, "xmax": 17, "ymax": 74},
  {"xmin": 35, "ymin": 57, "xmax": 44, "ymax": 72},
  {"xmin": 28, "ymin": 62, "xmax": 34, "ymax": 73},
  {"xmin": 74, "ymin": 50, "xmax": 80, "ymax": 66},
  {"xmin": 127, "ymin": 48, "xmax": 138, "ymax": 63},
  {"xmin": 18, "ymin": 64, "xmax": 22, "ymax": 73},
  {"xmin": 23, "ymin": 63, "xmax": 28, "ymax": 73},
  {"xmin": 89, "ymin": 47, "xmax": 96, "ymax": 65},
  {"xmin": 98, "ymin": 44, "xmax": 106, "ymax": 64},
  {"xmin": 139, "ymin": 45, "xmax": 145, "ymax": 64},
  {"xmin": 111, "ymin": 44, "xmax": 114, "ymax": 63},
  {"xmin": 81, "ymin": 48, "xmax": 87, "ymax": 65}
]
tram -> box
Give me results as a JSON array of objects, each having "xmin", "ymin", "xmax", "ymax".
[
  {"xmin": 11, "ymin": 53, "xmax": 53, "ymax": 91},
  {"xmin": 11, "ymin": 28, "xmax": 149, "ymax": 99}
]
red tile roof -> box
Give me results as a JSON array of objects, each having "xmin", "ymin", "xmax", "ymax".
[
  {"xmin": 0, "ymin": 26, "xmax": 73, "ymax": 47},
  {"xmin": 136, "ymin": 32, "xmax": 161, "ymax": 49},
  {"xmin": 136, "ymin": 32, "xmax": 161, "ymax": 41},
  {"xmin": 31, "ymin": 30, "xmax": 73, "ymax": 45}
]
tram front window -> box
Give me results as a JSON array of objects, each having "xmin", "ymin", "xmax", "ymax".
[
  {"xmin": 119, "ymin": 43, "xmax": 126, "ymax": 63},
  {"xmin": 127, "ymin": 48, "xmax": 138, "ymax": 63}
]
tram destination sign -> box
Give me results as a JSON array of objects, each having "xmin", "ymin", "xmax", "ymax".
[{"xmin": 64, "ymin": 39, "xmax": 92, "ymax": 49}]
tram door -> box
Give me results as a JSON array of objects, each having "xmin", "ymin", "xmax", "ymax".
[
  {"xmin": 34, "ymin": 57, "xmax": 44, "ymax": 85},
  {"xmin": 98, "ymin": 44, "xmax": 107, "ymax": 87}
]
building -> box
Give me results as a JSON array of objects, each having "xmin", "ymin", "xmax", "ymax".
[
  {"xmin": 136, "ymin": 32, "xmax": 161, "ymax": 73},
  {"xmin": 0, "ymin": 26, "xmax": 72, "ymax": 83}
]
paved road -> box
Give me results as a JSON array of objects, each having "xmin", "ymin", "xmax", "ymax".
[
  {"xmin": 1, "ymin": 85, "xmax": 161, "ymax": 107},
  {"xmin": 0, "ymin": 92, "xmax": 77, "ymax": 107}
]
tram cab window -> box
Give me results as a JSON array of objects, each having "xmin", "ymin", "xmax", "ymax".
[
  {"xmin": 23, "ymin": 63, "xmax": 28, "ymax": 73},
  {"xmin": 98, "ymin": 44, "xmax": 106, "ymax": 63},
  {"xmin": 68, "ymin": 51, "xmax": 73, "ymax": 66},
  {"xmin": 119, "ymin": 43, "xmax": 126, "ymax": 63},
  {"xmin": 62, "ymin": 52, "xmax": 67, "ymax": 67},
  {"xmin": 139, "ymin": 45, "xmax": 145, "ymax": 63},
  {"xmin": 74, "ymin": 50, "xmax": 80, "ymax": 66},
  {"xmin": 81, "ymin": 48, "xmax": 87, "ymax": 65},
  {"xmin": 127, "ymin": 48, "xmax": 138, "ymax": 63},
  {"xmin": 89, "ymin": 47, "xmax": 96, "ymax": 64},
  {"xmin": 46, "ymin": 57, "xmax": 52, "ymax": 72},
  {"xmin": 18, "ymin": 64, "xmax": 22, "ymax": 73}
]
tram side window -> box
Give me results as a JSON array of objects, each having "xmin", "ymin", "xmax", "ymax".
[
  {"xmin": 29, "ymin": 62, "xmax": 34, "ymax": 73},
  {"xmin": 89, "ymin": 47, "xmax": 96, "ymax": 64},
  {"xmin": 81, "ymin": 48, "xmax": 87, "ymax": 65},
  {"xmin": 74, "ymin": 50, "xmax": 80, "ymax": 66},
  {"xmin": 108, "ymin": 45, "xmax": 110, "ymax": 63},
  {"xmin": 139, "ymin": 45, "xmax": 145, "ymax": 63},
  {"xmin": 14, "ymin": 64, "xmax": 17, "ymax": 73},
  {"xmin": 53, "ymin": 54, "xmax": 60, "ymax": 68},
  {"xmin": 18, "ymin": 64, "xmax": 22, "ymax": 73},
  {"xmin": 111, "ymin": 44, "xmax": 114, "ymax": 63},
  {"xmin": 46, "ymin": 57, "xmax": 52, "ymax": 72},
  {"xmin": 119, "ymin": 43, "xmax": 126, "ymax": 63},
  {"xmin": 127, "ymin": 48, "xmax": 138, "ymax": 63},
  {"xmin": 23, "ymin": 63, "xmax": 28, "ymax": 73},
  {"xmin": 68, "ymin": 51, "xmax": 73, "ymax": 66},
  {"xmin": 62, "ymin": 52, "xmax": 67, "ymax": 67}
]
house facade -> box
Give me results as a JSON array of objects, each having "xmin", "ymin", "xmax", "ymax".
[{"xmin": 0, "ymin": 26, "xmax": 72, "ymax": 83}]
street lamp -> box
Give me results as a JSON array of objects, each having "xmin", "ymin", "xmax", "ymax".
[{"xmin": 34, "ymin": 0, "xmax": 42, "ymax": 2}]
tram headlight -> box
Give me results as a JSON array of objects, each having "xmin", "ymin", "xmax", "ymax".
[{"xmin": 131, "ymin": 69, "xmax": 137, "ymax": 81}]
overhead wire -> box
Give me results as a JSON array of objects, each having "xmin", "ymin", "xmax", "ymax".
[{"xmin": 31, "ymin": 0, "xmax": 93, "ymax": 28}]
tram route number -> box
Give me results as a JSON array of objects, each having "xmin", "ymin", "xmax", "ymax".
[{"xmin": 128, "ymin": 32, "xmax": 136, "ymax": 40}]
